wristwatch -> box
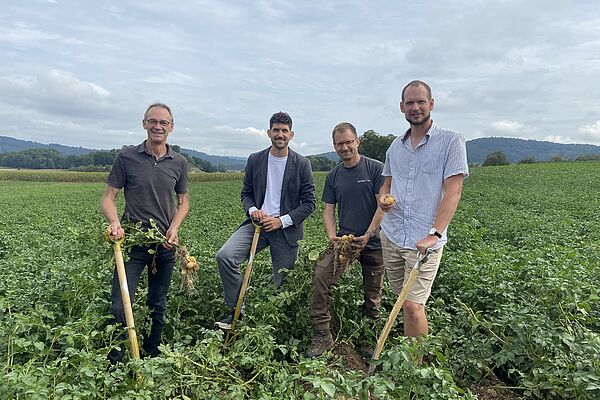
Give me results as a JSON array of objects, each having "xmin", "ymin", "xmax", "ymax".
[{"xmin": 428, "ymin": 228, "xmax": 442, "ymax": 239}]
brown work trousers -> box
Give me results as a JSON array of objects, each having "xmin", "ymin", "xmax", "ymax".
[{"xmin": 309, "ymin": 245, "xmax": 384, "ymax": 331}]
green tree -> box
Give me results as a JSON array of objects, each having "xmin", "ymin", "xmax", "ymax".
[
  {"xmin": 482, "ymin": 151, "xmax": 509, "ymax": 166},
  {"xmin": 358, "ymin": 130, "xmax": 396, "ymax": 162},
  {"xmin": 307, "ymin": 155, "xmax": 337, "ymax": 171},
  {"xmin": 192, "ymin": 156, "xmax": 215, "ymax": 172},
  {"xmin": 518, "ymin": 156, "xmax": 537, "ymax": 164}
]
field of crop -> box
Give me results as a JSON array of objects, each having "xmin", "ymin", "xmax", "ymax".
[{"xmin": 1, "ymin": 161, "xmax": 599, "ymax": 399}]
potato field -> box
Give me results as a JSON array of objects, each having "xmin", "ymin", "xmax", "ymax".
[{"xmin": 1, "ymin": 162, "xmax": 599, "ymax": 399}]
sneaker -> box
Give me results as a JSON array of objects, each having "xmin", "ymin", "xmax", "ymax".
[
  {"xmin": 214, "ymin": 311, "xmax": 241, "ymax": 331},
  {"xmin": 306, "ymin": 330, "xmax": 333, "ymax": 358}
]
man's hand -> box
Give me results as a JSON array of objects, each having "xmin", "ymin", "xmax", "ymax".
[
  {"xmin": 250, "ymin": 209, "xmax": 267, "ymax": 222},
  {"xmin": 378, "ymin": 194, "xmax": 395, "ymax": 212},
  {"xmin": 415, "ymin": 235, "xmax": 438, "ymax": 254},
  {"xmin": 262, "ymin": 216, "xmax": 283, "ymax": 232},
  {"xmin": 107, "ymin": 222, "xmax": 125, "ymax": 240},
  {"xmin": 164, "ymin": 227, "xmax": 179, "ymax": 249},
  {"xmin": 353, "ymin": 233, "xmax": 371, "ymax": 251},
  {"xmin": 328, "ymin": 235, "xmax": 340, "ymax": 245}
]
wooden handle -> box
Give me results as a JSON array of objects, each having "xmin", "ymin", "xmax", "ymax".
[
  {"xmin": 230, "ymin": 224, "xmax": 262, "ymax": 333},
  {"xmin": 368, "ymin": 249, "xmax": 432, "ymax": 375},
  {"xmin": 114, "ymin": 242, "xmax": 140, "ymax": 359}
]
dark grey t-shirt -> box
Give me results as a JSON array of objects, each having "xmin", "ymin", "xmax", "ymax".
[
  {"xmin": 107, "ymin": 141, "xmax": 189, "ymax": 234},
  {"xmin": 322, "ymin": 155, "xmax": 384, "ymax": 250}
]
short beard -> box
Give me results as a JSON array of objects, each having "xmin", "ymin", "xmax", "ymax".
[{"xmin": 406, "ymin": 113, "xmax": 430, "ymax": 126}]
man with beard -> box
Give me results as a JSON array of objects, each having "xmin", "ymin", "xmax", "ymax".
[
  {"xmin": 215, "ymin": 112, "xmax": 316, "ymax": 330},
  {"xmin": 378, "ymin": 80, "xmax": 469, "ymax": 339},
  {"xmin": 306, "ymin": 122, "xmax": 385, "ymax": 358}
]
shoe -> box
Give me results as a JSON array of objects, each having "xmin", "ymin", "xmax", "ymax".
[
  {"xmin": 359, "ymin": 344, "xmax": 374, "ymax": 360},
  {"xmin": 306, "ymin": 330, "xmax": 333, "ymax": 358},
  {"xmin": 214, "ymin": 311, "xmax": 242, "ymax": 331}
]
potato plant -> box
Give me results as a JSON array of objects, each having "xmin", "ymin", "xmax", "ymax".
[{"xmin": 0, "ymin": 162, "xmax": 599, "ymax": 399}]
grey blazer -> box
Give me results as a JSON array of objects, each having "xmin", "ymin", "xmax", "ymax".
[{"xmin": 241, "ymin": 147, "xmax": 316, "ymax": 246}]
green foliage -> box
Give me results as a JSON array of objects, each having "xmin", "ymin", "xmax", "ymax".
[
  {"xmin": 482, "ymin": 151, "xmax": 510, "ymax": 166},
  {"xmin": 518, "ymin": 156, "xmax": 537, "ymax": 164},
  {"xmin": 307, "ymin": 155, "xmax": 338, "ymax": 171},
  {"xmin": 1, "ymin": 161, "xmax": 600, "ymax": 399},
  {"xmin": 0, "ymin": 148, "xmax": 119, "ymax": 170},
  {"xmin": 358, "ymin": 130, "xmax": 396, "ymax": 162}
]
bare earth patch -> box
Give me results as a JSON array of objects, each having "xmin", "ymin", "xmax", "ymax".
[
  {"xmin": 470, "ymin": 374, "xmax": 522, "ymax": 400},
  {"xmin": 332, "ymin": 341, "xmax": 368, "ymax": 374}
]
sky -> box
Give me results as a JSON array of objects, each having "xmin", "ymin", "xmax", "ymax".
[{"xmin": 1, "ymin": 0, "xmax": 599, "ymax": 157}]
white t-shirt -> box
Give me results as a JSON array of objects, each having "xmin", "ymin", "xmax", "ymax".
[
  {"xmin": 262, "ymin": 152, "xmax": 287, "ymax": 216},
  {"xmin": 248, "ymin": 152, "xmax": 294, "ymax": 228}
]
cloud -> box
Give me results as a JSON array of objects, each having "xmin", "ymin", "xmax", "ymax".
[
  {"xmin": 576, "ymin": 121, "xmax": 600, "ymax": 144},
  {"xmin": 175, "ymin": 125, "xmax": 267, "ymax": 156},
  {"xmin": 0, "ymin": 69, "xmax": 128, "ymax": 118},
  {"xmin": 578, "ymin": 121, "xmax": 600, "ymax": 135},
  {"xmin": 543, "ymin": 135, "xmax": 580, "ymax": 144},
  {"xmin": 489, "ymin": 120, "xmax": 524, "ymax": 134},
  {"xmin": 0, "ymin": 22, "xmax": 84, "ymax": 46}
]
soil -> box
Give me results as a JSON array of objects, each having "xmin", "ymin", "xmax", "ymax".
[
  {"xmin": 332, "ymin": 341, "xmax": 368, "ymax": 374},
  {"xmin": 469, "ymin": 374, "xmax": 522, "ymax": 400},
  {"xmin": 331, "ymin": 340, "xmax": 522, "ymax": 400}
]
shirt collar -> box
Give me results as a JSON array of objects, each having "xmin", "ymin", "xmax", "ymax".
[
  {"xmin": 401, "ymin": 120, "xmax": 437, "ymax": 143},
  {"xmin": 137, "ymin": 140, "xmax": 174, "ymax": 158}
]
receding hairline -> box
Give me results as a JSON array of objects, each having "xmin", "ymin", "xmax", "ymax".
[
  {"xmin": 144, "ymin": 103, "xmax": 174, "ymax": 122},
  {"xmin": 331, "ymin": 122, "xmax": 358, "ymax": 140},
  {"xmin": 401, "ymin": 80, "xmax": 432, "ymax": 101}
]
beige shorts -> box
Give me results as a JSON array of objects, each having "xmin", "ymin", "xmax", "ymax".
[{"xmin": 380, "ymin": 231, "xmax": 444, "ymax": 305}]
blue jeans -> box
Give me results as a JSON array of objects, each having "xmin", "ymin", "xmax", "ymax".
[
  {"xmin": 216, "ymin": 222, "xmax": 299, "ymax": 310},
  {"xmin": 108, "ymin": 245, "xmax": 175, "ymax": 363}
]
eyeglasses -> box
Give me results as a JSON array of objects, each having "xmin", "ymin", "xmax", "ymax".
[
  {"xmin": 145, "ymin": 119, "xmax": 172, "ymax": 127},
  {"xmin": 334, "ymin": 139, "xmax": 357, "ymax": 149}
]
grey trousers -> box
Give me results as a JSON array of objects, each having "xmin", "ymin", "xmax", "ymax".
[{"xmin": 216, "ymin": 222, "xmax": 299, "ymax": 309}]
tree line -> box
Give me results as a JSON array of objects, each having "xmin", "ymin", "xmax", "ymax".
[
  {"xmin": 3, "ymin": 134, "xmax": 597, "ymax": 172},
  {"xmin": 482, "ymin": 151, "xmax": 600, "ymax": 166},
  {"xmin": 0, "ymin": 146, "xmax": 226, "ymax": 172},
  {"xmin": 0, "ymin": 130, "xmax": 400, "ymax": 172}
]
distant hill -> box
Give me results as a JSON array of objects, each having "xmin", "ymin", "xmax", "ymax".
[
  {"xmin": 195, "ymin": 138, "xmax": 600, "ymax": 166},
  {"xmin": 0, "ymin": 136, "xmax": 92, "ymax": 156},
  {"xmin": 0, "ymin": 136, "xmax": 246, "ymax": 171},
  {"xmin": 178, "ymin": 148, "xmax": 246, "ymax": 171},
  {"xmin": 466, "ymin": 137, "xmax": 600, "ymax": 164},
  {"xmin": 312, "ymin": 151, "xmax": 339, "ymax": 162},
  {"xmin": 3, "ymin": 135, "xmax": 600, "ymax": 170}
]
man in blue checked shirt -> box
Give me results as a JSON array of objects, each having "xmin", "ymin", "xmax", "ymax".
[{"xmin": 378, "ymin": 80, "xmax": 469, "ymax": 339}]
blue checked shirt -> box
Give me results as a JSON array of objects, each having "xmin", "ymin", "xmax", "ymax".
[{"xmin": 381, "ymin": 121, "xmax": 469, "ymax": 250}]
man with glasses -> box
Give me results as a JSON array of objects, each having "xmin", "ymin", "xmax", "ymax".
[
  {"xmin": 306, "ymin": 122, "xmax": 385, "ymax": 358},
  {"xmin": 101, "ymin": 103, "xmax": 190, "ymax": 363},
  {"xmin": 378, "ymin": 80, "xmax": 468, "ymax": 341},
  {"xmin": 215, "ymin": 112, "xmax": 315, "ymax": 330}
]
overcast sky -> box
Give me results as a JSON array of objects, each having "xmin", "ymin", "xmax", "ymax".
[{"xmin": 1, "ymin": 0, "xmax": 599, "ymax": 156}]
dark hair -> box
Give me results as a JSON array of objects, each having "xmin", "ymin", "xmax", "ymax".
[
  {"xmin": 269, "ymin": 112, "xmax": 292, "ymax": 129},
  {"xmin": 144, "ymin": 103, "xmax": 174, "ymax": 123},
  {"xmin": 401, "ymin": 80, "xmax": 432, "ymax": 101},
  {"xmin": 332, "ymin": 122, "xmax": 357, "ymax": 140}
]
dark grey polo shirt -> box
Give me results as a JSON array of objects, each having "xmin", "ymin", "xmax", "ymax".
[
  {"xmin": 107, "ymin": 141, "xmax": 189, "ymax": 234},
  {"xmin": 322, "ymin": 155, "xmax": 384, "ymax": 250}
]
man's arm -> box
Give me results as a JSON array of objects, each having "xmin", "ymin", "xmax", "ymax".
[
  {"xmin": 241, "ymin": 155, "xmax": 258, "ymax": 215},
  {"xmin": 164, "ymin": 192, "xmax": 190, "ymax": 248},
  {"xmin": 354, "ymin": 206, "xmax": 385, "ymax": 249},
  {"xmin": 415, "ymin": 174, "xmax": 464, "ymax": 253},
  {"xmin": 286, "ymin": 157, "xmax": 316, "ymax": 225},
  {"xmin": 323, "ymin": 203, "xmax": 338, "ymax": 244},
  {"xmin": 101, "ymin": 185, "xmax": 124, "ymax": 239},
  {"xmin": 377, "ymin": 176, "xmax": 394, "ymax": 212}
]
